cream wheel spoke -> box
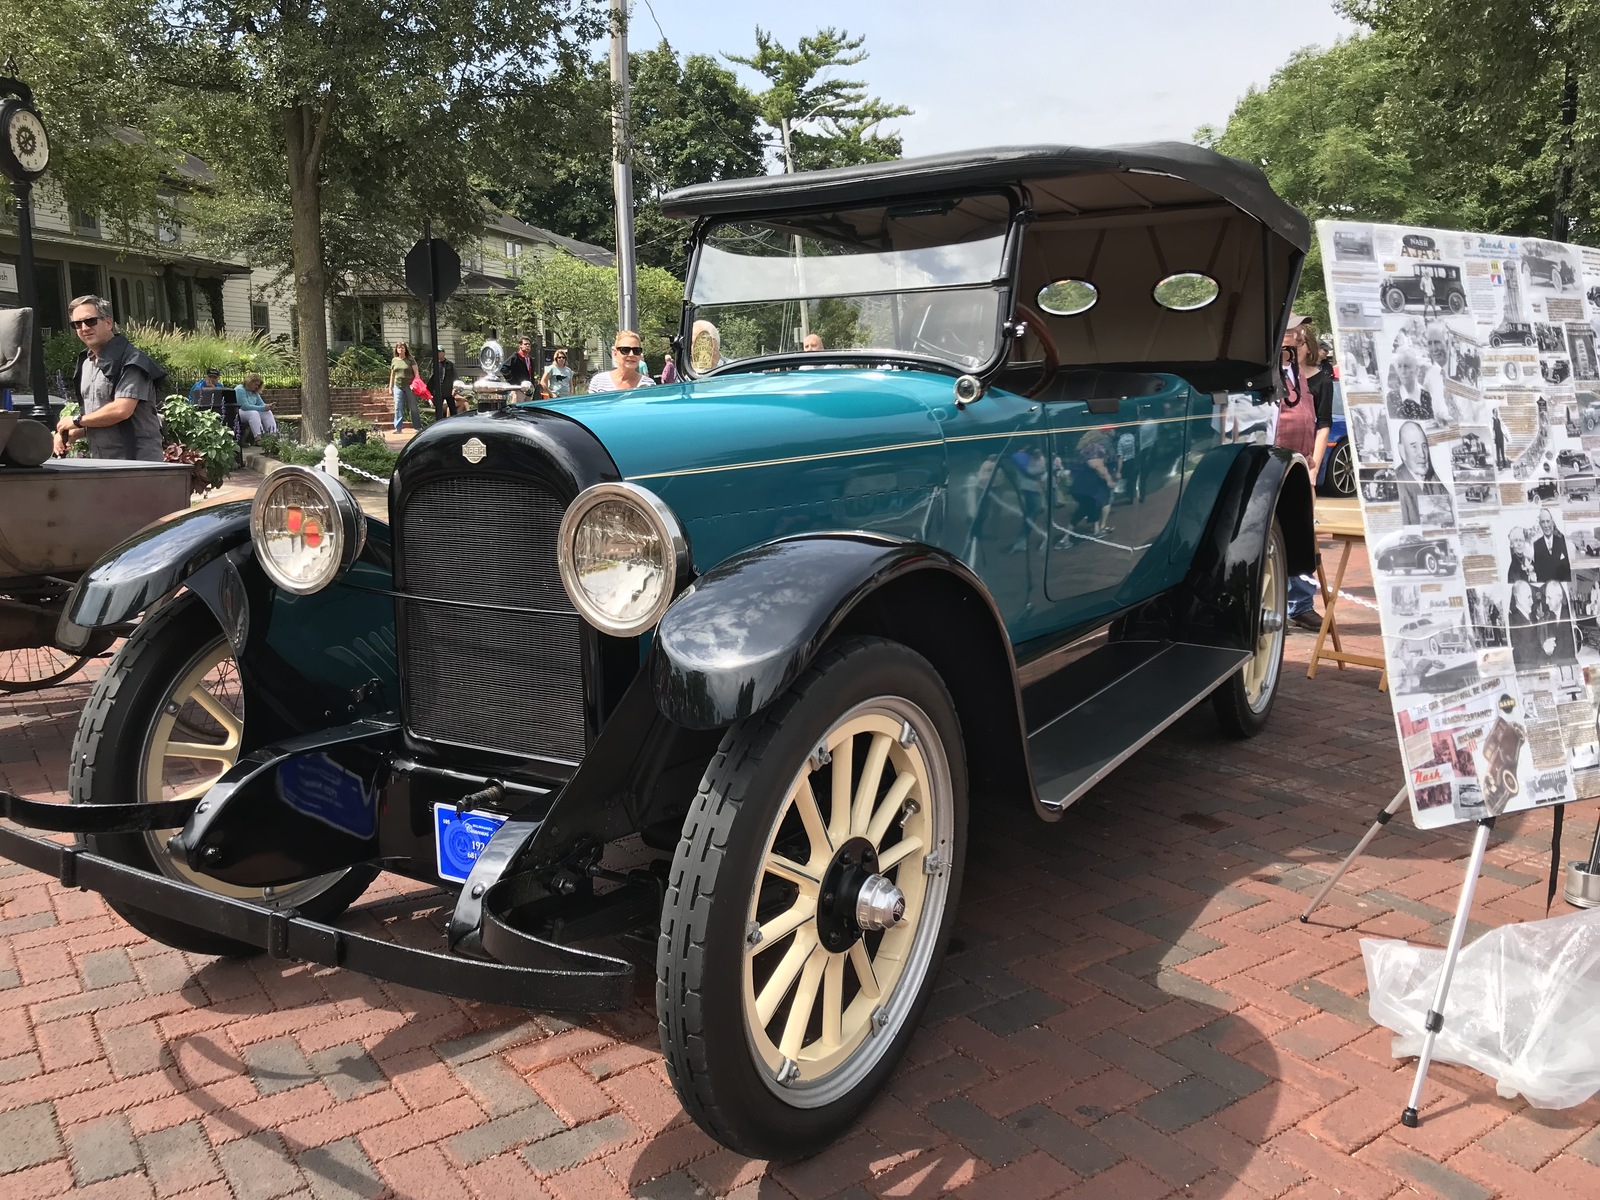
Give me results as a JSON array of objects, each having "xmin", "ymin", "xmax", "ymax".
[
  {"xmin": 827, "ymin": 733, "xmax": 854, "ymax": 847},
  {"xmin": 865, "ymin": 771, "xmax": 916, "ymax": 848},
  {"xmin": 820, "ymin": 952, "xmax": 845, "ymax": 1051},
  {"xmin": 764, "ymin": 853, "xmax": 820, "ymax": 891},
  {"xmin": 754, "ymin": 894, "xmax": 816, "ymax": 951},
  {"xmin": 779, "ymin": 944, "xmax": 827, "ymax": 1060},
  {"xmin": 189, "ymin": 685, "xmax": 243, "ymax": 745},
  {"xmin": 875, "ymin": 835, "xmax": 923, "ymax": 873},
  {"xmin": 164, "ymin": 740, "xmax": 237, "ymax": 764},
  {"xmin": 792, "ymin": 779, "xmax": 833, "ymax": 860},
  {"xmin": 851, "ymin": 732, "xmax": 891, "ymax": 835},
  {"xmin": 848, "ymin": 940, "xmax": 881, "ymax": 1000},
  {"xmin": 756, "ymin": 927, "xmax": 818, "ymax": 1025}
]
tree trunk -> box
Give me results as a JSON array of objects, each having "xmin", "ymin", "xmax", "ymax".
[
  {"xmin": 285, "ymin": 106, "xmax": 332, "ymax": 445},
  {"xmin": 1553, "ymin": 59, "xmax": 1578, "ymax": 242}
]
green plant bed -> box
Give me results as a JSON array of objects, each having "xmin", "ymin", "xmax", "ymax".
[{"xmin": 256, "ymin": 432, "xmax": 398, "ymax": 481}]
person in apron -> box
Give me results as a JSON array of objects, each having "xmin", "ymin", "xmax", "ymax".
[{"xmin": 1277, "ymin": 315, "xmax": 1321, "ymax": 630}]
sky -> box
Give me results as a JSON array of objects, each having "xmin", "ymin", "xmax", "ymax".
[{"xmin": 625, "ymin": 0, "xmax": 1357, "ymax": 157}]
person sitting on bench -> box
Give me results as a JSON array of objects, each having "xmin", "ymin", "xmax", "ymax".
[{"xmin": 234, "ymin": 373, "xmax": 278, "ymax": 440}]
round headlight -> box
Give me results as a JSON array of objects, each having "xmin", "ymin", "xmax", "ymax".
[
  {"xmin": 249, "ymin": 466, "xmax": 366, "ymax": 595},
  {"xmin": 557, "ymin": 483, "xmax": 689, "ymax": 635}
]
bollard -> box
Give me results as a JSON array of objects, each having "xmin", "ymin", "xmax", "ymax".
[{"xmin": 321, "ymin": 442, "xmax": 339, "ymax": 475}]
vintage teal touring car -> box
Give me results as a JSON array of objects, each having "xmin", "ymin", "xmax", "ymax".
[{"xmin": 0, "ymin": 143, "xmax": 1313, "ymax": 1158}]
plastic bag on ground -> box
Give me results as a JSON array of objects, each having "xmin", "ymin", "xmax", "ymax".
[{"xmin": 1362, "ymin": 906, "xmax": 1600, "ymax": 1108}]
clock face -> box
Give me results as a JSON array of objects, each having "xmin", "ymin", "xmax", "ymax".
[{"xmin": 7, "ymin": 107, "xmax": 49, "ymax": 176}]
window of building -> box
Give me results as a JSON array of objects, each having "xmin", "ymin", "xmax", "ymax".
[
  {"xmin": 250, "ymin": 301, "xmax": 270, "ymax": 334},
  {"xmin": 504, "ymin": 240, "xmax": 521, "ymax": 276},
  {"xmin": 157, "ymin": 192, "xmax": 181, "ymax": 244},
  {"xmin": 68, "ymin": 264, "xmax": 100, "ymax": 305},
  {"xmin": 70, "ymin": 208, "xmax": 100, "ymax": 237},
  {"xmin": 332, "ymin": 296, "xmax": 384, "ymax": 349}
]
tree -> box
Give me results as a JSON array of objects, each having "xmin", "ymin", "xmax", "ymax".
[
  {"xmin": 160, "ymin": 0, "xmax": 605, "ymax": 442},
  {"xmin": 492, "ymin": 41, "xmax": 766, "ymax": 274},
  {"xmin": 725, "ymin": 27, "xmax": 909, "ymax": 174},
  {"xmin": 506, "ymin": 251, "xmax": 681, "ymax": 375},
  {"xmin": 1339, "ymin": 1, "xmax": 1600, "ymax": 242},
  {"xmin": 1197, "ymin": 33, "xmax": 1506, "ymax": 323}
]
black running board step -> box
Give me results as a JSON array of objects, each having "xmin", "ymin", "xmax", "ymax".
[{"xmin": 1028, "ymin": 642, "xmax": 1250, "ymax": 819}]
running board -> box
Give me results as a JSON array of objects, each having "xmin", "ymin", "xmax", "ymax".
[{"xmin": 1025, "ymin": 642, "xmax": 1250, "ymax": 819}]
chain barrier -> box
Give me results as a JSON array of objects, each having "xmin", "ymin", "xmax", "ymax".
[{"xmin": 315, "ymin": 443, "xmax": 390, "ymax": 486}]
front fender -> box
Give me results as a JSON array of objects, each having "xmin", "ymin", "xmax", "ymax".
[
  {"xmin": 653, "ymin": 533, "xmax": 1003, "ymax": 729},
  {"xmin": 58, "ymin": 501, "xmax": 255, "ymax": 645}
]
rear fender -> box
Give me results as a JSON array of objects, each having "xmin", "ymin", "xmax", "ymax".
[
  {"xmin": 1121, "ymin": 445, "xmax": 1314, "ymax": 650},
  {"xmin": 61, "ymin": 501, "xmax": 399, "ymax": 749},
  {"xmin": 652, "ymin": 534, "xmax": 1035, "ymax": 807}
]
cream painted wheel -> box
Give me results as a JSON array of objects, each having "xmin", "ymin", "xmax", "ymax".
[
  {"xmin": 1214, "ymin": 521, "xmax": 1288, "ymax": 736},
  {"xmin": 73, "ymin": 595, "xmax": 374, "ymax": 956},
  {"xmin": 658, "ymin": 637, "xmax": 967, "ymax": 1160},
  {"xmin": 138, "ymin": 639, "xmax": 347, "ymax": 907},
  {"xmin": 743, "ymin": 697, "xmax": 953, "ymax": 1102}
]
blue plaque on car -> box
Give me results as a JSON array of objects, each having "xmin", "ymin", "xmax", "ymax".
[{"xmin": 433, "ymin": 804, "xmax": 508, "ymax": 884}]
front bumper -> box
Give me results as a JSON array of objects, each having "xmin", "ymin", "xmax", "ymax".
[{"xmin": 0, "ymin": 791, "xmax": 634, "ymax": 1012}]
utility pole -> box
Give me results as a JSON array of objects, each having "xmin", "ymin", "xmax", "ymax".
[{"xmin": 609, "ymin": 0, "xmax": 638, "ymax": 332}]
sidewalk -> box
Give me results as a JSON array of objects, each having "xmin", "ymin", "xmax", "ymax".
[{"xmin": 2, "ymin": 534, "xmax": 1598, "ymax": 1199}]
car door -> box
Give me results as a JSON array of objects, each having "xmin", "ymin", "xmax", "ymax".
[{"xmin": 1043, "ymin": 371, "xmax": 1190, "ymax": 618}]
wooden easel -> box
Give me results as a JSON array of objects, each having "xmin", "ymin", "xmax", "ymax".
[{"xmin": 1307, "ymin": 510, "xmax": 1388, "ymax": 690}]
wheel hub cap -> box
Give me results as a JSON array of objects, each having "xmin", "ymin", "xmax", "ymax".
[
  {"xmin": 854, "ymin": 874, "xmax": 906, "ymax": 932},
  {"xmin": 1260, "ymin": 607, "xmax": 1284, "ymax": 634}
]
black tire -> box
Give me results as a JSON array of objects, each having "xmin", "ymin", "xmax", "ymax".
[
  {"xmin": 1424, "ymin": 551, "xmax": 1439, "ymax": 573},
  {"xmin": 1214, "ymin": 521, "xmax": 1287, "ymax": 737},
  {"xmin": 657, "ymin": 636, "xmax": 967, "ymax": 1160},
  {"xmin": 1320, "ymin": 441, "xmax": 1356, "ymax": 498},
  {"xmin": 1491, "ymin": 334, "xmax": 1505, "ymax": 348},
  {"xmin": 71, "ymin": 594, "xmax": 376, "ymax": 956},
  {"xmin": 0, "ymin": 647, "xmax": 93, "ymax": 692},
  {"xmin": 1382, "ymin": 287, "xmax": 1405, "ymax": 313}
]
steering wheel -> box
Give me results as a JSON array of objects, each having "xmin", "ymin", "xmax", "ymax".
[{"xmin": 1010, "ymin": 302, "xmax": 1060, "ymax": 399}]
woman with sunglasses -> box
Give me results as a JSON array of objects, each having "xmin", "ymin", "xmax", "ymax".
[{"xmin": 585, "ymin": 331, "xmax": 654, "ymax": 393}]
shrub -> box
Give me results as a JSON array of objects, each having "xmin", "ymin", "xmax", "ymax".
[
  {"xmin": 125, "ymin": 323, "xmax": 296, "ymax": 389},
  {"xmin": 329, "ymin": 345, "xmax": 391, "ymax": 388},
  {"xmin": 160, "ymin": 397, "xmax": 238, "ymax": 491}
]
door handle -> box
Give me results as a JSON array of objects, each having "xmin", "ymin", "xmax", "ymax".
[{"xmin": 1085, "ymin": 396, "xmax": 1119, "ymax": 415}]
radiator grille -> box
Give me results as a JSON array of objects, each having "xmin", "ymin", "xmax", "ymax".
[{"xmin": 397, "ymin": 476, "xmax": 587, "ymax": 762}]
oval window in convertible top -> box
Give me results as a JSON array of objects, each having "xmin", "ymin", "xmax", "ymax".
[
  {"xmin": 1037, "ymin": 279, "xmax": 1098, "ymax": 316},
  {"xmin": 1152, "ymin": 272, "xmax": 1221, "ymax": 311}
]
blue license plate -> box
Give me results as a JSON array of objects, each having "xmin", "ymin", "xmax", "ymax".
[{"xmin": 433, "ymin": 804, "xmax": 508, "ymax": 884}]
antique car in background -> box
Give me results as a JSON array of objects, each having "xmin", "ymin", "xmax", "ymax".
[
  {"xmin": 1453, "ymin": 432, "xmax": 1491, "ymax": 472},
  {"xmin": 1528, "ymin": 478, "xmax": 1561, "ymax": 503},
  {"xmin": 1363, "ymin": 467, "xmax": 1399, "ymax": 502},
  {"xmin": 0, "ymin": 144, "xmax": 1314, "ymax": 1158},
  {"xmin": 1374, "ymin": 531, "xmax": 1458, "ymax": 575},
  {"xmin": 1382, "ymin": 262, "xmax": 1467, "ymax": 314}
]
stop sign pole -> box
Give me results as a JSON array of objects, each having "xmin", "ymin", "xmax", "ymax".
[{"xmin": 405, "ymin": 222, "xmax": 461, "ymax": 373}]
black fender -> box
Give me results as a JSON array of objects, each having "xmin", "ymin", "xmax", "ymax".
[
  {"xmin": 651, "ymin": 533, "xmax": 1035, "ymax": 807},
  {"xmin": 1123, "ymin": 444, "xmax": 1314, "ymax": 651},
  {"xmin": 59, "ymin": 500, "xmax": 399, "ymax": 750}
]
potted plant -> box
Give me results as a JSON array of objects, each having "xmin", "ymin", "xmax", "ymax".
[{"xmin": 332, "ymin": 413, "xmax": 372, "ymax": 447}]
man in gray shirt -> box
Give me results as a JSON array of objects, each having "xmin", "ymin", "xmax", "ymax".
[{"xmin": 54, "ymin": 293, "xmax": 165, "ymax": 461}]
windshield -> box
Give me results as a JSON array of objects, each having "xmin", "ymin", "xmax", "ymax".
[{"xmin": 685, "ymin": 193, "xmax": 1013, "ymax": 373}]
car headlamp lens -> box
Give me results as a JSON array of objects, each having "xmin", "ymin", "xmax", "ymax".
[
  {"xmin": 558, "ymin": 483, "xmax": 688, "ymax": 635},
  {"xmin": 250, "ymin": 466, "xmax": 366, "ymax": 595}
]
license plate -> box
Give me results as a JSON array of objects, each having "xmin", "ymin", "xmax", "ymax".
[{"xmin": 433, "ymin": 804, "xmax": 508, "ymax": 884}]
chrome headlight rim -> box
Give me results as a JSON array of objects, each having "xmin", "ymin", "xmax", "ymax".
[
  {"xmin": 557, "ymin": 481, "xmax": 690, "ymax": 636},
  {"xmin": 249, "ymin": 465, "xmax": 367, "ymax": 596}
]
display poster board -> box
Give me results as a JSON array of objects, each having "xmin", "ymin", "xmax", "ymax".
[{"xmin": 1319, "ymin": 219, "xmax": 1600, "ymax": 828}]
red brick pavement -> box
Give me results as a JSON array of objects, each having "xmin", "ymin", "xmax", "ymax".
[{"xmin": 4, "ymin": 534, "xmax": 1600, "ymax": 1199}]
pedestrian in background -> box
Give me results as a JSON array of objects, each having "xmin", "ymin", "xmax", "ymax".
[
  {"xmin": 1277, "ymin": 314, "xmax": 1329, "ymax": 631},
  {"xmin": 234, "ymin": 372, "xmax": 278, "ymax": 440},
  {"xmin": 389, "ymin": 341, "xmax": 421, "ymax": 432},
  {"xmin": 541, "ymin": 347, "xmax": 574, "ymax": 397},
  {"xmin": 430, "ymin": 347, "xmax": 458, "ymax": 419},
  {"xmin": 503, "ymin": 335, "xmax": 541, "ymax": 393}
]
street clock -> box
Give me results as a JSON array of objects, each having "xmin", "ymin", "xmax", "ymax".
[{"xmin": 0, "ymin": 97, "xmax": 50, "ymax": 184}]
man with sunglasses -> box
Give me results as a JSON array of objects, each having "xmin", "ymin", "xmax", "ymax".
[{"xmin": 55, "ymin": 294, "xmax": 166, "ymax": 461}]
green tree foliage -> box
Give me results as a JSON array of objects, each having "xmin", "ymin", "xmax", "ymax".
[
  {"xmin": 0, "ymin": 0, "xmax": 172, "ymax": 237},
  {"xmin": 506, "ymin": 251, "xmax": 682, "ymax": 374},
  {"xmin": 725, "ymin": 27, "xmax": 909, "ymax": 173},
  {"xmin": 1340, "ymin": 0, "xmax": 1600, "ymax": 241},
  {"xmin": 492, "ymin": 41, "xmax": 766, "ymax": 273}
]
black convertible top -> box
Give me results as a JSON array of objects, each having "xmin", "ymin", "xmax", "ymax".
[{"xmin": 660, "ymin": 142, "xmax": 1309, "ymax": 251}]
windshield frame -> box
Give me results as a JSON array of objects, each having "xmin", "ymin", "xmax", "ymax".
[{"xmin": 678, "ymin": 188, "xmax": 1026, "ymax": 381}]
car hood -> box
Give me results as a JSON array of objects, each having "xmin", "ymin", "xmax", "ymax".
[{"xmin": 528, "ymin": 369, "xmax": 955, "ymax": 483}]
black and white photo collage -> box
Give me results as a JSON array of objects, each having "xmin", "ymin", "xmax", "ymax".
[{"xmin": 1320, "ymin": 220, "xmax": 1600, "ymax": 829}]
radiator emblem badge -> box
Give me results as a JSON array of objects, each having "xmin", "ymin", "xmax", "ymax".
[{"xmin": 461, "ymin": 437, "xmax": 487, "ymax": 464}]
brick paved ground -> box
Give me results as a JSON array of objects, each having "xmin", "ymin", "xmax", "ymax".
[{"xmin": 4, "ymin": 533, "xmax": 1600, "ymax": 1200}]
